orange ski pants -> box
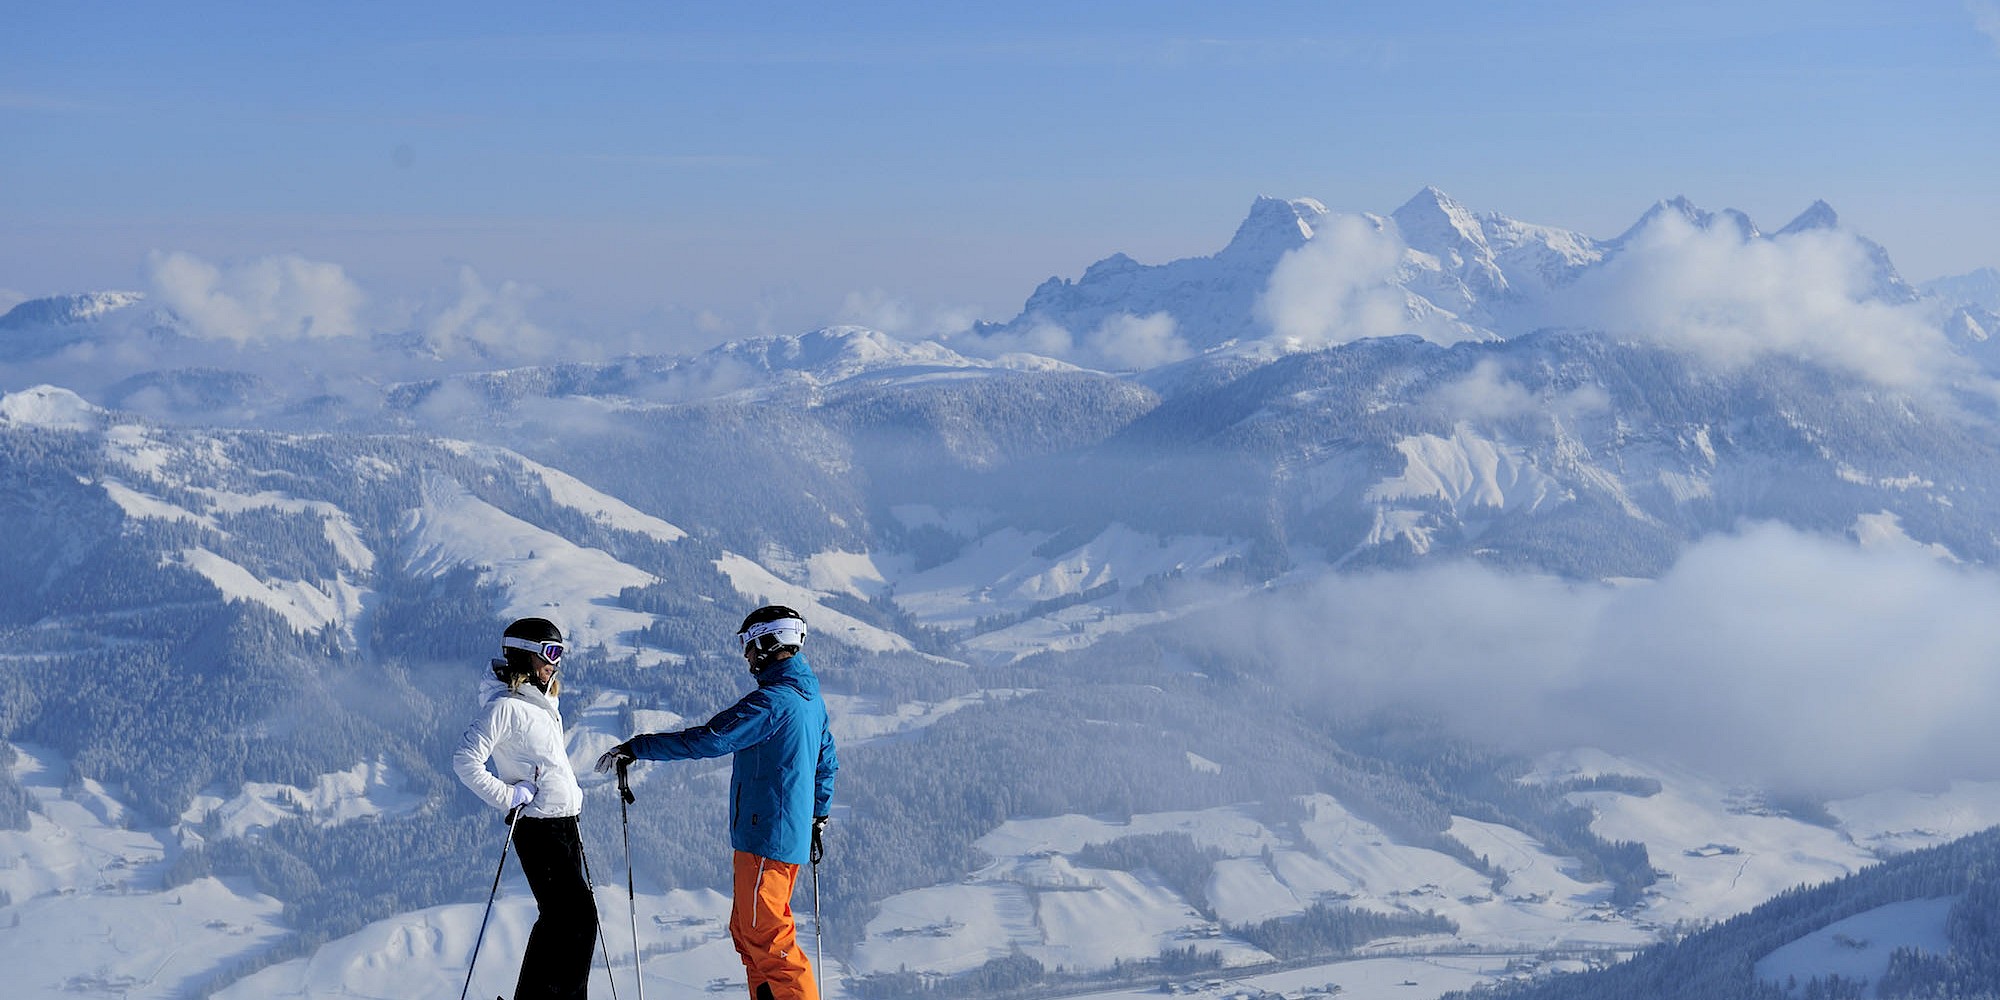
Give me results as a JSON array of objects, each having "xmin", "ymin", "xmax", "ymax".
[{"xmin": 730, "ymin": 850, "xmax": 820, "ymax": 1000}]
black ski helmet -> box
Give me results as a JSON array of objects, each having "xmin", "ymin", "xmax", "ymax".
[
  {"xmin": 737, "ymin": 605, "xmax": 807, "ymax": 661},
  {"xmin": 496, "ymin": 617, "xmax": 565, "ymax": 686}
]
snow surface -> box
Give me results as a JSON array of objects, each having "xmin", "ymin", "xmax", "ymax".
[
  {"xmin": 854, "ymin": 794, "xmax": 1654, "ymax": 981},
  {"xmin": 1070, "ymin": 954, "xmax": 1513, "ymax": 1000},
  {"xmin": 17, "ymin": 730, "xmax": 2000, "ymax": 999},
  {"xmin": 0, "ymin": 384, "xmax": 104, "ymax": 429},
  {"xmin": 442, "ymin": 441, "xmax": 690, "ymax": 544},
  {"xmin": 1533, "ymin": 749, "xmax": 1879, "ymax": 926},
  {"xmin": 879, "ymin": 520, "xmax": 1244, "ymax": 662},
  {"xmin": 1367, "ymin": 425, "xmax": 1562, "ymax": 514},
  {"xmin": 1829, "ymin": 781, "xmax": 2000, "ymax": 855},
  {"xmin": 94, "ymin": 478, "xmax": 380, "ymax": 638},
  {"xmin": 167, "ymin": 546, "xmax": 367, "ymax": 634},
  {"xmin": 402, "ymin": 472, "xmax": 660, "ymax": 654},
  {"xmin": 178, "ymin": 757, "xmax": 424, "ymax": 841},
  {"xmin": 890, "ymin": 523, "xmax": 1239, "ymax": 630},
  {"xmin": 805, "ymin": 548, "xmax": 894, "ymax": 600},
  {"xmin": 1851, "ymin": 511, "xmax": 1957, "ymax": 562},
  {"xmin": 823, "ymin": 689, "xmax": 1028, "ymax": 744},
  {"xmin": 1755, "ymin": 896, "xmax": 1956, "ymax": 997},
  {"xmin": 192, "ymin": 486, "xmax": 378, "ymax": 573},
  {"xmin": 215, "ymin": 886, "xmax": 745, "ymax": 1000},
  {"xmin": 102, "ymin": 422, "xmax": 178, "ymax": 475},
  {"xmin": 0, "ymin": 745, "xmax": 290, "ymax": 998},
  {"xmin": 98, "ymin": 478, "xmax": 220, "ymax": 529}
]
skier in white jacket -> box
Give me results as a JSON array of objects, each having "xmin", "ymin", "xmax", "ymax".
[{"xmin": 453, "ymin": 617, "xmax": 595, "ymax": 1000}]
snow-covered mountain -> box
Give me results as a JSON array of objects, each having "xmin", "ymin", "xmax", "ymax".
[{"xmin": 6, "ymin": 187, "xmax": 2000, "ymax": 998}]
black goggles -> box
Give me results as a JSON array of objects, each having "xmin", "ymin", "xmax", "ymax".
[{"xmin": 502, "ymin": 637, "xmax": 566, "ymax": 664}]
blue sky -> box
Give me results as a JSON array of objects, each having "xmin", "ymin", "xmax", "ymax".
[{"xmin": 4, "ymin": 1, "xmax": 1997, "ymax": 344}]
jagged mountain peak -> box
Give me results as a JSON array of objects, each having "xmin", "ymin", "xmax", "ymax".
[
  {"xmin": 1219, "ymin": 195, "xmax": 1328, "ymax": 260},
  {"xmin": 1619, "ymin": 196, "xmax": 1761, "ymax": 243},
  {"xmin": 1393, "ymin": 185, "xmax": 1489, "ymax": 252},
  {"xmin": 1776, "ymin": 199, "xmax": 1841, "ymax": 235}
]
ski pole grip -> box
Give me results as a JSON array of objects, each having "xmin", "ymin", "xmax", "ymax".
[{"xmin": 617, "ymin": 759, "xmax": 635, "ymax": 804}]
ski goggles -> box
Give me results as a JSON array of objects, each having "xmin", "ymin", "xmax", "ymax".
[
  {"xmin": 501, "ymin": 637, "xmax": 566, "ymax": 664},
  {"xmin": 738, "ymin": 618, "xmax": 806, "ymax": 651}
]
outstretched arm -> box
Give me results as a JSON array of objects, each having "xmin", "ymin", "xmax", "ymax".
[{"xmin": 626, "ymin": 689, "xmax": 786, "ymax": 763}]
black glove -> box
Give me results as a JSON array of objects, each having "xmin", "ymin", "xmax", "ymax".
[
  {"xmin": 594, "ymin": 742, "xmax": 635, "ymax": 774},
  {"xmin": 811, "ymin": 815, "xmax": 828, "ymax": 865}
]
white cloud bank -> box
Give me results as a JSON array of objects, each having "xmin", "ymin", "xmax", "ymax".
[
  {"xmin": 1425, "ymin": 358, "xmax": 1610, "ymax": 424},
  {"xmin": 946, "ymin": 310, "xmax": 1190, "ymax": 373},
  {"xmin": 148, "ymin": 251, "xmax": 366, "ymax": 343},
  {"xmin": 1556, "ymin": 213, "xmax": 1962, "ymax": 389},
  {"xmin": 423, "ymin": 266, "xmax": 559, "ymax": 360},
  {"xmin": 1086, "ymin": 311, "xmax": 1192, "ymax": 370},
  {"xmin": 1257, "ymin": 214, "xmax": 1412, "ymax": 348},
  {"xmin": 836, "ymin": 289, "xmax": 981, "ymax": 341},
  {"xmin": 1197, "ymin": 522, "xmax": 2000, "ymax": 796}
]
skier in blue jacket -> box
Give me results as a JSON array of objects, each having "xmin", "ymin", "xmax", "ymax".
[{"xmin": 596, "ymin": 605, "xmax": 837, "ymax": 1000}]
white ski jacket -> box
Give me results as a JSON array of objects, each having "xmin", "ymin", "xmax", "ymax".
[{"xmin": 453, "ymin": 676, "xmax": 583, "ymax": 819}]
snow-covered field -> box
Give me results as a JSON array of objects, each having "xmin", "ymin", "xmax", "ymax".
[
  {"xmin": 1754, "ymin": 895, "xmax": 1956, "ymax": 996},
  {"xmin": 213, "ymin": 886, "xmax": 743, "ymax": 1000},
  {"xmin": 0, "ymin": 745, "xmax": 290, "ymax": 998},
  {"xmin": 11, "ymin": 736, "xmax": 2000, "ymax": 997}
]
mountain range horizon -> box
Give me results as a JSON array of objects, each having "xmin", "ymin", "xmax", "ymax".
[{"xmin": 9, "ymin": 180, "xmax": 2000, "ymax": 997}]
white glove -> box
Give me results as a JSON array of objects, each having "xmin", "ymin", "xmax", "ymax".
[{"xmin": 507, "ymin": 780, "xmax": 538, "ymax": 810}]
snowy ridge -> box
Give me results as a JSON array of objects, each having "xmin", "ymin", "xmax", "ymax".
[
  {"xmin": 1366, "ymin": 426, "xmax": 1564, "ymax": 515},
  {"xmin": 440, "ymin": 439, "xmax": 690, "ymax": 544},
  {"xmin": 166, "ymin": 546, "xmax": 367, "ymax": 635},
  {"xmin": 0, "ymin": 384, "xmax": 107, "ymax": 429},
  {"xmin": 0, "ymin": 291, "xmax": 145, "ymax": 328},
  {"xmin": 402, "ymin": 472, "xmax": 659, "ymax": 652}
]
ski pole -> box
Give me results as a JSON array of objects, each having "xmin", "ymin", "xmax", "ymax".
[
  {"xmin": 460, "ymin": 804, "xmax": 523, "ymax": 1000},
  {"xmin": 812, "ymin": 857, "xmax": 824, "ymax": 987},
  {"xmin": 619, "ymin": 759, "xmax": 645, "ymax": 1000},
  {"xmin": 577, "ymin": 833, "xmax": 622, "ymax": 1000}
]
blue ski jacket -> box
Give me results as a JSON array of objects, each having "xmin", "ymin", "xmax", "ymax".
[{"xmin": 628, "ymin": 653, "xmax": 837, "ymax": 865}]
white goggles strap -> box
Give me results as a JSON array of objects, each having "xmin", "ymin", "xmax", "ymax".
[
  {"xmin": 501, "ymin": 636, "xmax": 564, "ymax": 661},
  {"xmin": 740, "ymin": 618, "xmax": 807, "ymax": 647}
]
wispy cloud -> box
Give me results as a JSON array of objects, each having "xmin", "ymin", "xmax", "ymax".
[
  {"xmin": 422, "ymin": 266, "xmax": 561, "ymax": 360},
  {"xmin": 835, "ymin": 290, "xmax": 980, "ymax": 344},
  {"xmin": 1973, "ymin": 1, "xmax": 2000, "ymax": 53}
]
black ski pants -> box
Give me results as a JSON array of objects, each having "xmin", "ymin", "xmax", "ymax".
[{"xmin": 511, "ymin": 814, "xmax": 598, "ymax": 1000}]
